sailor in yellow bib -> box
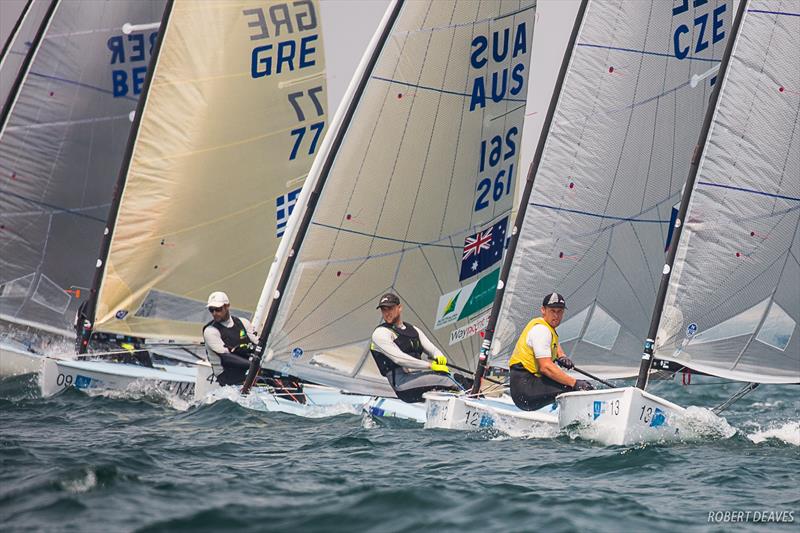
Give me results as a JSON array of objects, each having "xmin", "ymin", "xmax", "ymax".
[{"xmin": 509, "ymin": 292, "xmax": 594, "ymax": 411}]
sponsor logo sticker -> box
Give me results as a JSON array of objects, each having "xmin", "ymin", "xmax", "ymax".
[
  {"xmin": 448, "ymin": 311, "xmax": 490, "ymax": 345},
  {"xmin": 593, "ymin": 400, "xmax": 606, "ymax": 420},
  {"xmin": 434, "ymin": 269, "xmax": 499, "ymax": 329}
]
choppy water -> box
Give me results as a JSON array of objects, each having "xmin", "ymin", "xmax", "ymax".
[{"xmin": 1, "ymin": 373, "xmax": 798, "ymax": 532}]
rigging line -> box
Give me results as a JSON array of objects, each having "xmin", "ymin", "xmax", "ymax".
[
  {"xmin": 442, "ymin": 1, "xmax": 481, "ymax": 236},
  {"xmin": 605, "ymin": 253, "xmax": 653, "ymax": 320},
  {"xmin": 277, "ymin": 254, "xmax": 373, "ymax": 340},
  {"xmin": 27, "ymin": 71, "xmax": 138, "ymax": 102},
  {"xmin": 272, "ymin": 287, "xmax": 386, "ymax": 349},
  {"xmin": 697, "ymin": 182, "xmax": 800, "ymax": 203},
  {"xmin": 603, "ymin": 0, "xmax": 656, "ymax": 231},
  {"xmin": 392, "ymin": 2, "xmax": 443, "ymax": 277},
  {"xmin": 391, "ymin": 2, "xmax": 535, "ymax": 36},
  {"xmin": 371, "ymin": 76, "xmax": 527, "ymax": 103},
  {"xmin": 280, "ymin": 5, "xmax": 433, "ymax": 329},
  {"xmin": 747, "ymin": 9, "xmax": 800, "ymax": 17},
  {"xmin": 490, "ymin": 103, "xmax": 525, "ymax": 121},
  {"xmin": 529, "ymin": 203, "xmax": 668, "ymax": 223},
  {"xmin": 0, "ymin": 190, "xmax": 107, "ymax": 222},
  {"xmin": 310, "ymin": 222, "xmax": 462, "ymax": 249},
  {"xmin": 576, "ymin": 42, "xmax": 722, "ymax": 63}
]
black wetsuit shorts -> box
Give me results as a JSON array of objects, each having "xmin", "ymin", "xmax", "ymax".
[{"xmin": 509, "ymin": 364, "xmax": 572, "ymax": 411}]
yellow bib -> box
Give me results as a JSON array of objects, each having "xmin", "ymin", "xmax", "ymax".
[{"xmin": 508, "ymin": 317, "xmax": 558, "ymax": 376}]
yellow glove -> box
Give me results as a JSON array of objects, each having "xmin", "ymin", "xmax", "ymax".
[
  {"xmin": 431, "ymin": 355, "xmax": 449, "ymax": 373},
  {"xmin": 120, "ymin": 342, "xmax": 135, "ymax": 352}
]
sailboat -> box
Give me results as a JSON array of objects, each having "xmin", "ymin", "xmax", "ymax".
[
  {"xmin": 1, "ymin": 0, "xmax": 165, "ymax": 377},
  {"xmin": 42, "ymin": 0, "xmax": 388, "ymax": 409},
  {"xmin": 425, "ymin": 0, "xmax": 737, "ymax": 433},
  {"xmin": 557, "ymin": 0, "xmax": 799, "ymax": 445},
  {"xmin": 235, "ymin": 0, "xmax": 537, "ymax": 422},
  {"xmin": 40, "ymin": 0, "xmax": 330, "ymax": 398}
]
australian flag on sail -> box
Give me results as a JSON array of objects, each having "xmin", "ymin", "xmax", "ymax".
[
  {"xmin": 459, "ymin": 216, "xmax": 507, "ymax": 281},
  {"xmin": 276, "ymin": 187, "xmax": 302, "ymax": 237}
]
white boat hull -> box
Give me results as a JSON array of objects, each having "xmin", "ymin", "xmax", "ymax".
[
  {"xmin": 363, "ymin": 396, "xmax": 426, "ymax": 423},
  {"xmin": 0, "ymin": 340, "xmax": 43, "ymax": 377},
  {"xmin": 196, "ymin": 361, "xmax": 425, "ymax": 422},
  {"xmin": 40, "ymin": 357, "xmax": 196, "ymax": 399},
  {"xmin": 556, "ymin": 386, "xmax": 685, "ymax": 445},
  {"xmin": 424, "ymin": 392, "xmax": 559, "ymax": 435}
]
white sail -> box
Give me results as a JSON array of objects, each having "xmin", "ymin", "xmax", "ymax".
[
  {"xmin": 490, "ymin": 0, "xmax": 735, "ymax": 378},
  {"xmin": 0, "ymin": 0, "xmax": 54, "ymax": 108},
  {"xmin": 653, "ymin": 0, "xmax": 799, "ymax": 384},
  {"xmin": 91, "ymin": 0, "xmax": 328, "ymax": 342},
  {"xmin": 0, "ymin": 0, "xmax": 165, "ymax": 338},
  {"xmin": 261, "ymin": 0, "xmax": 536, "ymax": 395}
]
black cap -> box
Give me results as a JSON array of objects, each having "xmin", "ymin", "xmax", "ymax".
[
  {"xmin": 376, "ymin": 293, "xmax": 401, "ymax": 308},
  {"xmin": 542, "ymin": 292, "xmax": 567, "ymax": 309}
]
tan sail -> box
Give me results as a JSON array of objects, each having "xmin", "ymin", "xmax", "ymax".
[{"xmin": 94, "ymin": 0, "xmax": 327, "ymax": 341}]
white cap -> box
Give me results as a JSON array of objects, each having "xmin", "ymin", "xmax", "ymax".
[{"xmin": 207, "ymin": 291, "xmax": 229, "ymax": 307}]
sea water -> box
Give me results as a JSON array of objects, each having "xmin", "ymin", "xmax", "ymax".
[{"xmin": 1, "ymin": 374, "xmax": 797, "ymax": 532}]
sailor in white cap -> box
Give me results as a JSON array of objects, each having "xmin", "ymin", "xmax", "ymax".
[
  {"xmin": 202, "ymin": 291, "xmax": 259, "ymax": 386},
  {"xmin": 507, "ymin": 292, "xmax": 594, "ymax": 411}
]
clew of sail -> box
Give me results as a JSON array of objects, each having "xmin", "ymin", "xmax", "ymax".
[
  {"xmin": 90, "ymin": 0, "xmax": 327, "ymax": 342},
  {"xmin": 0, "ymin": 0, "xmax": 165, "ymax": 339},
  {"xmin": 489, "ymin": 0, "xmax": 734, "ymax": 379},
  {"xmin": 653, "ymin": 0, "xmax": 799, "ymax": 384},
  {"xmin": 261, "ymin": 0, "xmax": 536, "ymax": 395}
]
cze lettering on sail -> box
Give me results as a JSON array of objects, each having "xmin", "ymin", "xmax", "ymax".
[
  {"xmin": 469, "ymin": 21, "xmax": 528, "ymax": 112},
  {"xmin": 672, "ymin": 0, "xmax": 727, "ymax": 60},
  {"xmin": 108, "ymin": 31, "xmax": 159, "ymax": 97},
  {"xmin": 244, "ymin": 0, "xmax": 319, "ymax": 78}
]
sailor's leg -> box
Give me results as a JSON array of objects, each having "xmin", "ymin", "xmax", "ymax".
[
  {"xmin": 510, "ymin": 367, "xmax": 571, "ymax": 411},
  {"xmin": 389, "ymin": 370, "xmax": 461, "ymax": 403}
]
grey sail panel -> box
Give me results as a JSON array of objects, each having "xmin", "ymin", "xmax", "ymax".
[
  {"xmin": 264, "ymin": 0, "xmax": 536, "ymax": 395},
  {"xmin": 654, "ymin": 0, "xmax": 800, "ymax": 384},
  {"xmin": 491, "ymin": 0, "xmax": 734, "ymax": 378},
  {"xmin": 0, "ymin": 0, "xmax": 165, "ymax": 337},
  {"xmin": 0, "ymin": 0, "xmax": 52, "ymax": 107}
]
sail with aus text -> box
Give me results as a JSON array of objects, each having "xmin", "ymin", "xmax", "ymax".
[{"xmin": 261, "ymin": 0, "xmax": 536, "ymax": 395}]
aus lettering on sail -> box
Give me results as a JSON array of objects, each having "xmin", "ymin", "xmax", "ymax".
[
  {"xmin": 245, "ymin": 0, "xmax": 319, "ymax": 78},
  {"xmin": 672, "ymin": 0, "xmax": 727, "ymax": 60},
  {"xmin": 108, "ymin": 30, "xmax": 158, "ymax": 98},
  {"xmin": 469, "ymin": 21, "xmax": 528, "ymax": 112}
]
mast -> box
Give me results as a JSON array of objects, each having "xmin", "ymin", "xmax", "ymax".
[
  {"xmin": 75, "ymin": 0, "xmax": 174, "ymax": 353},
  {"xmin": 634, "ymin": 0, "xmax": 750, "ymax": 390},
  {"xmin": 0, "ymin": 0, "xmax": 33, "ymax": 65},
  {"xmin": 241, "ymin": 0, "xmax": 405, "ymax": 393},
  {"xmin": 469, "ymin": 0, "xmax": 589, "ymax": 395},
  {"xmin": 0, "ymin": 0, "xmax": 57, "ymax": 136}
]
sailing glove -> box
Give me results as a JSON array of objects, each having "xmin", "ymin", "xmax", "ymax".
[
  {"xmin": 574, "ymin": 379, "xmax": 594, "ymax": 391},
  {"xmin": 556, "ymin": 356, "xmax": 574, "ymax": 369},
  {"xmin": 431, "ymin": 355, "xmax": 449, "ymax": 374}
]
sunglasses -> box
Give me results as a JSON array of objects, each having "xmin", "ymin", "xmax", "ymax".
[{"xmin": 208, "ymin": 306, "xmax": 225, "ymax": 313}]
